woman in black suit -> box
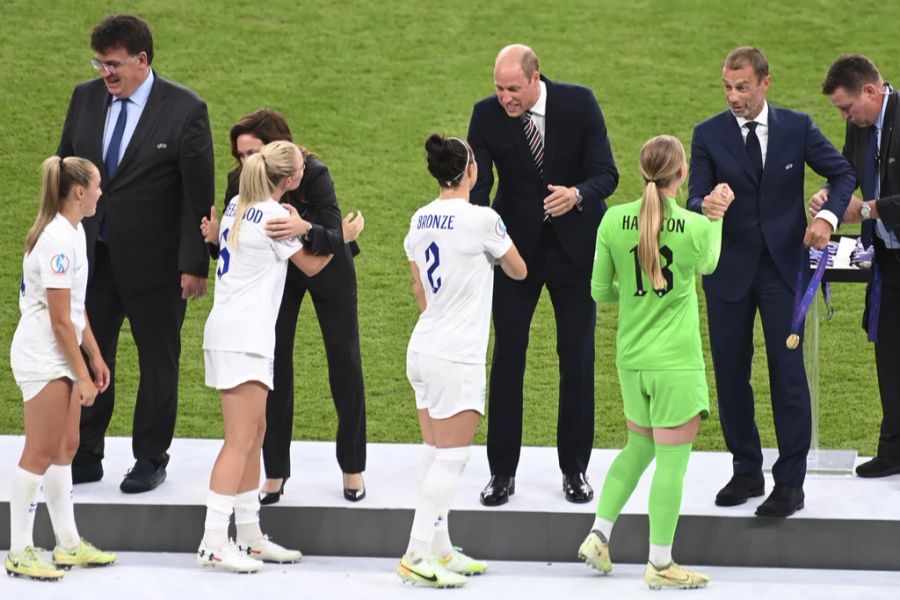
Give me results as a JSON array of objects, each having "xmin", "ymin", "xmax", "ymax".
[{"xmin": 223, "ymin": 109, "xmax": 367, "ymax": 502}]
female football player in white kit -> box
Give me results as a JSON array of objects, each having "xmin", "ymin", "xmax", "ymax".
[
  {"xmin": 7, "ymin": 156, "xmax": 116, "ymax": 581},
  {"xmin": 397, "ymin": 135, "xmax": 527, "ymax": 588},
  {"xmin": 198, "ymin": 141, "xmax": 330, "ymax": 573}
]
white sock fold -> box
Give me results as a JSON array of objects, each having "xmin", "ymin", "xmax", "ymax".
[
  {"xmin": 649, "ymin": 543, "xmax": 673, "ymax": 568},
  {"xmin": 406, "ymin": 446, "xmax": 470, "ymax": 561},
  {"xmin": 591, "ymin": 517, "xmax": 614, "ymax": 543},
  {"xmin": 234, "ymin": 489, "xmax": 263, "ymax": 545},
  {"xmin": 202, "ymin": 490, "xmax": 234, "ymax": 550},
  {"xmin": 10, "ymin": 466, "xmax": 43, "ymax": 553},
  {"xmin": 43, "ymin": 464, "xmax": 80, "ymax": 548}
]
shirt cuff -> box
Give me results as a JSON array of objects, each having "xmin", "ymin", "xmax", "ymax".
[{"xmin": 815, "ymin": 209, "xmax": 838, "ymax": 231}]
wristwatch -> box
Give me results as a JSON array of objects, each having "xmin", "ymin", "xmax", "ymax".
[
  {"xmin": 861, "ymin": 200, "xmax": 872, "ymax": 220},
  {"xmin": 574, "ymin": 188, "xmax": 584, "ymax": 212}
]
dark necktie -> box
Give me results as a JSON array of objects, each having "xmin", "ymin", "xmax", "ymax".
[
  {"xmin": 862, "ymin": 124, "xmax": 879, "ymax": 248},
  {"xmin": 521, "ymin": 111, "xmax": 544, "ymax": 177},
  {"xmin": 745, "ymin": 121, "xmax": 763, "ymax": 181},
  {"xmin": 105, "ymin": 98, "xmax": 129, "ymax": 178}
]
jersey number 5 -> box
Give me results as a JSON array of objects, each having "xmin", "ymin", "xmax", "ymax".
[
  {"xmin": 629, "ymin": 245, "xmax": 674, "ymax": 297},
  {"xmin": 425, "ymin": 241, "xmax": 442, "ymax": 293},
  {"xmin": 217, "ymin": 228, "xmax": 231, "ymax": 280}
]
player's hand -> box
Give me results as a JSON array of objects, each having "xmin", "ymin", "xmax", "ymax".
[
  {"xmin": 804, "ymin": 218, "xmax": 833, "ymax": 250},
  {"xmin": 808, "ymin": 189, "xmax": 829, "ymax": 218},
  {"xmin": 543, "ymin": 185, "xmax": 579, "ymax": 217},
  {"xmin": 200, "ymin": 206, "xmax": 219, "ymax": 244},
  {"xmin": 73, "ymin": 377, "xmax": 99, "ymax": 407},
  {"xmin": 267, "ymin": 204, "xmax": 311, "ymax": 240},
  {"xmin": 702, "ymin": 183, "xmax": 733, "ymax": 220},
  {"xmin": 342, "ymin": 211, "xmax": 365, "ymax": 243},
  {"xmin": 181, "ymin": 273, "xmax": 207, "ymax": 300}
]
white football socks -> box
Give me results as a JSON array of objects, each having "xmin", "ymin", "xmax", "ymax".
[
  {"xmin": 9, "ymin": 466, "xmax": 43, "ymax": 553},
  {"xmin": 405, "ymin": 446, "xmax": 470, "ymax": 562},
  {"xmin": 234, "ymin": 489, "xmax": 263, "ymax": 545},
  {"xmin": 590, "ymin": 516, "xmax": 614, "ymax": 543},
  {"xmin": 649, "ymin": 543, "xmax": 673, "ymax": 568},
  {"xmin": 202, "ymin": 490, "xmax": 234, "ymax": 550},
  {"xmin": 43, "ymin": 464, "xmax": 80, "ymax": 548}
]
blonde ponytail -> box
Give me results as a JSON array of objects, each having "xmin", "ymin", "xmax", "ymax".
[
  {"xmin": 638, "ymin": 180, "xmax": 666, "ymax": 290},
  {"xmin": 26, "ymin": 156, "xmax": 95, "ymax": 253},
  {"xmin": 636, "ymin": 135, "xmax": 686, "ymax": 292},
  {"xmin": 230, "ymin": 140, "xmax": 300, "ymax": 249}
]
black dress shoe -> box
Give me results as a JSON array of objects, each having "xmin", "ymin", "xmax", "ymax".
[
  {"xmin": 755, "ymin": 484, "xmax": 804, "ymax": 518},
  {"xmin": 72, "ymin": 461, "xmax": 103, "ymax": 484},
  {"xmin": 855, "ymin": 457, "xmax": 900, "ymax": 478},
  {"xmin": 715, "ymin": 473, "xmax": 765, "ymax": 507},
  {"xmin": 562, "ymin": 472, "xmax": 593, "ymax": 503},
  {"xmin": 480, "ymin": 475, "xmax": 515, "ymax": 506},
  {"xmin": 120, "ymin": 453, "xmax": 169, "ymax": 494},
  {"xmin": 343, "ymin": 474, "xmax": 366, "ymax": 502},
  {"xmin": 259, "ymin": 478, "xmax": 287, "ymax": 505}
]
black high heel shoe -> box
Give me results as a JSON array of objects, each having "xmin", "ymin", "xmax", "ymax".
[
  {"xmin": 343, "ymin": 473, "xmax": 366, "ymax": 502},
  {"xmin": 259, "ymin": 478, "xmax": 287, "ymax": 505}
]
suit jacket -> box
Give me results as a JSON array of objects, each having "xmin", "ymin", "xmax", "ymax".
[
  {"xmin": 223, "ymin": 156, "xmax": 358, "ymax": 299},
  {"xmin": 58, "ymin": 74, "xmax": 214, "ymax": 290},
  {"xmin": 688, "ymin": 105, "xmax": 856, "ymax": 300},
  {"xmin": 848, "ymin": 88, "xmax": 900, "ymax": 235},
  {"xmin": 467, "ymin": 76, "xmax": 619, "ymax": 272}
]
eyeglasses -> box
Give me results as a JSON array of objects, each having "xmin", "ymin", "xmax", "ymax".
[{"xmin": 91, "ymin": 54, "xmax": 138, "ymax": 74}]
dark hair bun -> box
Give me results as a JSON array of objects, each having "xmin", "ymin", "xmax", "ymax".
[{"xmin": 425, "ymin": 134, "xmax": 469, "ymax": 188}]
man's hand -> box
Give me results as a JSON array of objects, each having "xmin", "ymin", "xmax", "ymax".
[
  {"xmin": 181, "ymin": 273, "xmax": 207, "ymax": 300},
  {"xmin": 808, "ymin": 189, "xmax": 829, "ymax": 218},
  {"xmin": 701, "ymin": 183, "xmax": 734, "ymax": 220},
  {"xmin": 803, "ymin": 218, "xmax": 834, "ymax": 250},
  {"xmin": 841, "ymin": 196, "xmax": 866, "ymax": 224},
  {"xmin": 543, "ymin": 185, "xmax": 580, "ymax": 217}
]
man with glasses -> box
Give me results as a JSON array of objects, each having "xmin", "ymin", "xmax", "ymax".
[{"xmin": 57, "ymin": 13, "xmax": 214, "ymax": 493}]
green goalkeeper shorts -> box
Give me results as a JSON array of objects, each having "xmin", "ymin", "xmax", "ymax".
[{"xmin": 617, "ymin": 368, "xmax": 710, "ymax": 429}]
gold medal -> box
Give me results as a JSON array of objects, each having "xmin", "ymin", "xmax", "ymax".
[{"xmin": 785, "ymin": 333, "xmax": 800, "ymax": 350}]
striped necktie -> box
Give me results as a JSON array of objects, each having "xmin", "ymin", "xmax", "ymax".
[{"xmin": 521, "ymin": 110, "xmax": 544, "ymax": 177}]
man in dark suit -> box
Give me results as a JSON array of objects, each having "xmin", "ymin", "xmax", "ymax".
[
  {"xmin": 57, "ymin": 14, "xmax": 214, "ymax": 493},
  {"xmin": 811, "ymin": 55, "xmax": 900, "ymax": 478},
  {"xmin": 467, "ymin": 44, "xmax": 619, "ymax": 505},
  {"xmin": 689, "ymin": 46, "xmax": 856, "ymax": 517}
]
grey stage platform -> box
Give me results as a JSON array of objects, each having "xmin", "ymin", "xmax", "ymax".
[{"xmin": 1, "ymin": 436, "xmax": 898, "ymax": 571}]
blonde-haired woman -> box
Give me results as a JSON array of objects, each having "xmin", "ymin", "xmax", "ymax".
[
  {"xmin": 578, "ymin": 135, "xmax": 732, "ymax": 589},
  {"xmin": 7, "ymin": 156, "xmax": 116, "ymax": 581},
  {"xmin": 198, "ymin": 141, "xmax": 330, "ymax": 573}
]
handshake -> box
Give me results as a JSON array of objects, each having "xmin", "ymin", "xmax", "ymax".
[{"xmin": 700, "ymin": 183, "xmax": 735, "ymax": 220}]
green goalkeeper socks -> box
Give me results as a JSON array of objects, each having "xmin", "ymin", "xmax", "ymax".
[
  {"xmin": 649, "ymin": 442, "xmax": 692, "ymax": 546},
  {"xmin": 595, "ymin": 430, "xmax": 655, "ymax": 522}
]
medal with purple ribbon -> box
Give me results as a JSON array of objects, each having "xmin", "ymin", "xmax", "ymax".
[{"xmin": 787, "ymin": 248, "xmax": 829, "ymax": 350}]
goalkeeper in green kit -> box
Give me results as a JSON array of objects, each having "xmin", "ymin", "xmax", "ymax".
[{"xmin": 578, "ymin": 135, "xmax": 733, "ymax": 590}]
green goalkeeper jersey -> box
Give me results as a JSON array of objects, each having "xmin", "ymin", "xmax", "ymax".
[{"xmin": 591, "ymin": 196, "xmax": 722, "ymax": 370}]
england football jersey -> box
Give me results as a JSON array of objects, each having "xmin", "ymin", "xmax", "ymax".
[
  {"xmin": 11, "ymin": 213, "xmax": 88, "ymax": 376},
  {"xmin": 203, "ymin": 197, "xmax": 302, "ymax": 358},
  {"xmin": 591, "ymin": 196, "xmax": 722, "ymax": 370},
  {"xmin": 404, "ymin": 198, "xmax": 512, "ymax": 364}
]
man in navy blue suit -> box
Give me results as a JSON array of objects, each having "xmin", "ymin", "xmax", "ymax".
[
  {"xmin": 467, "ymin": 44, "xmax": 619, "ymax": 505},
  {"xmin": 688, "ymin": 47, "xmax": 855, "ymax": 517}
]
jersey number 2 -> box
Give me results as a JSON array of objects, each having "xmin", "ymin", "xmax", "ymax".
[
  {"xmin": 629, "ymin": 245, "xmax": 674, "ymax": 297},
  {"xmin": 425, "ymin": 241, "xmax": 442, "ymax": 293}
]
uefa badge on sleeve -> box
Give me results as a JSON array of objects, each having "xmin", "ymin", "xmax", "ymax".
[
  {"xmin": 495, "ymin": 217, "xmax": 507, "ymax": 238},
  {"xmin": 50, "ymin": 253, "xmax": 70, "ymax": 275}
]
